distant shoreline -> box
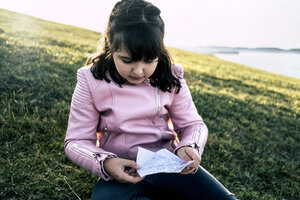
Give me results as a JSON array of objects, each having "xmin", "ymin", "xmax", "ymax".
[
  {"xmin": 175, "ymin": 46, "xmax": 300, "ymax": 80},
  {"xmin": 214, "ymin": 52, "xmax": 300, "ymax": 79},
  {"xmin": 178, "ymin": 46, "xmax": 300, "ymax": 55}
]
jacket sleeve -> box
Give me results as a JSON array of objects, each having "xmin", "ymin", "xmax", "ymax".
[
  {"xmin": 64, "ymin": 67, "xmax": 117, "ymax": 181},
  {"xmin": 168, "ymin": 65, "xmax": 208, "ymax": 158}
]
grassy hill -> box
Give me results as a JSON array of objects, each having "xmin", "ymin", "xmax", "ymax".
[{"xmin": 0, "ymin": 8, "xmax": 299, "ymax": 199}]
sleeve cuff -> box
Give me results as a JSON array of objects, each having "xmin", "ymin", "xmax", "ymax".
[{"xmin": 98, "ymin": 154, "xmax": 118, "ymax": 181}]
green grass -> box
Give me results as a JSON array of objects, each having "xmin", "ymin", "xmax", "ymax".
[{"xmin": 1, "ymin": 8, "xmax": 299, "ymax": 199}]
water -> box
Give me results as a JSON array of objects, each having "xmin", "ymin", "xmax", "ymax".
[{"xmin": 214, "ymin": 52, "xmax": 300, "ymax": 79}]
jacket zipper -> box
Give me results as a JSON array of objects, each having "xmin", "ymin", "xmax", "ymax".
[
  {"xmin": 148, "ymin": 87, "xmax": 161, "ymax": 124},
  {"xmin": 104, "ymin": 125, "xmax": 108, "ymax": 137},
  {"xmin": 191, "ymin": 127, "xmax": 201, "ymax": 147},
  {"xmin": 71, "ymin": 143, "xmax": 99, "ymax": 166},
  {"xmin": 155, "ymin": 87, "xmax": 161, "ymax": 117},
  {"xmin": 101, "ymin": 125, "xmax": 111, "ymax": 146}
]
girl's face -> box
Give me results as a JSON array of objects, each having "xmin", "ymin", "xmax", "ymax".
[{"xmin": 113, "ymin": 47, "xmax": 158, "ymax": 84}]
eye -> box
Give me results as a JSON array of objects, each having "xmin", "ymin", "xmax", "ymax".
[
  {"xmin": 144, "ymin": 58, "xmax": 158, "ymax": 63},
  {"xmin": 121, "ymin": 59, "xmax": 133, "ymax": 64}
]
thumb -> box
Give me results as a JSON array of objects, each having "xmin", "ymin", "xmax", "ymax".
[
  {"xmin": 180, "ymin": 151, "xmax": 192, "ymax": 163},
  {"xmin": 177, "ymin": 148, "xmax": 192, "ymax": 162},
  {"xmin": 185, "ymin": 148, "xmax": 201, "ymax": 164},
  {"xmin": 186, "ymin": 149, "xmax": 197, "ymax": 159}
]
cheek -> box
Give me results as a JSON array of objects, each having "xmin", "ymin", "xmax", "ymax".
[
  {"xmin": 146, "ymin": 63, "xmax": 158, "ymax": 76},
  {"xmin": 114, "ymin": 60, "xmax": 128, "ymax": 76}
]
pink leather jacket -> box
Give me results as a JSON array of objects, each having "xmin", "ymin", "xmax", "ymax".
[{"xmin": 64, "ymin": 64, "xmax": 208, "ymax": 181}]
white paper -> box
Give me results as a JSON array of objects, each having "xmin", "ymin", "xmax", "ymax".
[
  {"xmin": 136, "ymin": 147, "xmax": 194, "ymax": 177},
  {"xmin": 136, "ymin": 147, "xmax": 155, "ymax": 167}
]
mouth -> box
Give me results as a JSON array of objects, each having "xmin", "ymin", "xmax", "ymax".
[{"xmin": 130, "ymin": 76, "xmax": 144, "ymax": 80}]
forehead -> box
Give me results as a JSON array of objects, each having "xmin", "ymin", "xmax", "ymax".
[{"xmin": 115, "ymin": 46, "xmax": 130, "ymax": 56}]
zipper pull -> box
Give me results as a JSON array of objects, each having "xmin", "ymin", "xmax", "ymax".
[{"xmin": 104, "ymin": 125, "xmax": 108, "ymax": 137}]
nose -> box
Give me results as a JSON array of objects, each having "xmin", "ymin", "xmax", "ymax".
[{"xmin": 132, "ymin": 62, "xmax": 144, "ymax": 76}]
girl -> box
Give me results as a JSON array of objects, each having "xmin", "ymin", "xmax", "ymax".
[{"xmin": 64, "ymin": 0, "xmax": 237, "ymax": 199}]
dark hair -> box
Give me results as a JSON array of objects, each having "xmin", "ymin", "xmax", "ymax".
[{"xmin": 87, "ymin": 0, "xmax": 181, "ymax": 93}]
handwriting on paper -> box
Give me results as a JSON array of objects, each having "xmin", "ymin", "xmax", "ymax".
[{"xmin": 136, "ymin": 147, "xmax": 193, "ymax": 177}]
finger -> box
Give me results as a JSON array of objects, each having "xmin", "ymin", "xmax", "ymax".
[
  {"xmin": 182, "ymin": 165, "xmax": 194, "ymax": 172},
  {"xmin": 178, "ymin": 151, "xmax": 192, "ymax": 163},
  {"xmin": 126, "ymin": 174, "xmax": 145, "ymax": 184},
  {"xmin": 117, "ymin": 171, "xmax": 144, "ymax": 183},
  {"xmin": 128, "ymin": 171, "xmax": 139, "ymax": 177},
  {"xmin": 127, "ymin": 168, "xmax": 137, "ymax": 175},
  {"xmin": 124, "ymin": 160, "xmax": 140, "ymax": 170},
  {"xmin": 185, "ymin": 163, "xmax": 199, "ymax": 172},
  {"xmin": 181, "ymin": 159, "xmax": 200, "ymax": 174},
  {"xmin": 119, "ymin": 167, "xmax": 144, "ymax": 182},
  {"xmin": 186, "ymin": 160, "xmax": 199, "ymax": 170},
  {"xmin": 181, "ymin": 166, "xmax": 197, "ymax": 175},
  {"xmin": 186, "ymin": 148, "xmax": 201, "ymax": 161},
  {"xmin": 129, "ymin": 172, "xmax": 138, "ymax": 176},
  {"xmin": 185, "ymin": 150, "xmax": 201, "ymax": 167},
  {"xmin": 181, "ymin": 169, "xmax": 194, "ymax": 175},
  {"xmin": 124, "ymin": 168, "xmax": 136, "ymax": 173}
]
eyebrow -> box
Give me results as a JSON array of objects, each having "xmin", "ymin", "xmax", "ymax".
[{"xmin": 118, "ymin": 55, "xmax": 132, "ymax": 60}]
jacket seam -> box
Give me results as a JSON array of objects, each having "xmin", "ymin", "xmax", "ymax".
[
  {"xmin": 75, "ymin": 67, "xmax": 106, "ymax": 109},
  {"xmin": 72, "ymin": 69, "xmax": 94, "ymax": 109},
  {"xmin": 153, "ymin": 87, "xmax": 158, "ymax": 117}
]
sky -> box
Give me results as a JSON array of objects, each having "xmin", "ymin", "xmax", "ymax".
[{"xmin": 1, "ymin": 0, "xmax": 300, "ymax": 49}]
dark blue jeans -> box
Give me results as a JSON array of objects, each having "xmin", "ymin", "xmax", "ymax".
[{"xmin": 91, "ymin": 166, "xmax": 237, "ymax": 200}]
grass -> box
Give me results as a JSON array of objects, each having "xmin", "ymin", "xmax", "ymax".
[{"xmin": 0, "ymin": 8, "xmax": 299, "ymax": 200}]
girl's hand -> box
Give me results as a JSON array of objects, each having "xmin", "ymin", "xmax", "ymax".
[
  {"xmin": 176, "ymin": 146, "xmax": 201, "ymax": 175},
  {"xmin": 103, "ymin": 157, "xmax": 145, "ymax": 183}
]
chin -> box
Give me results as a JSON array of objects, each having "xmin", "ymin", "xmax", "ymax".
[
  {"xmin": 128, "ymin": 80, "xmax": 144, "ymax": 84},
  {"xmin": 127, "ymin": 77, "xmax": 145, "ymax": 84}
]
